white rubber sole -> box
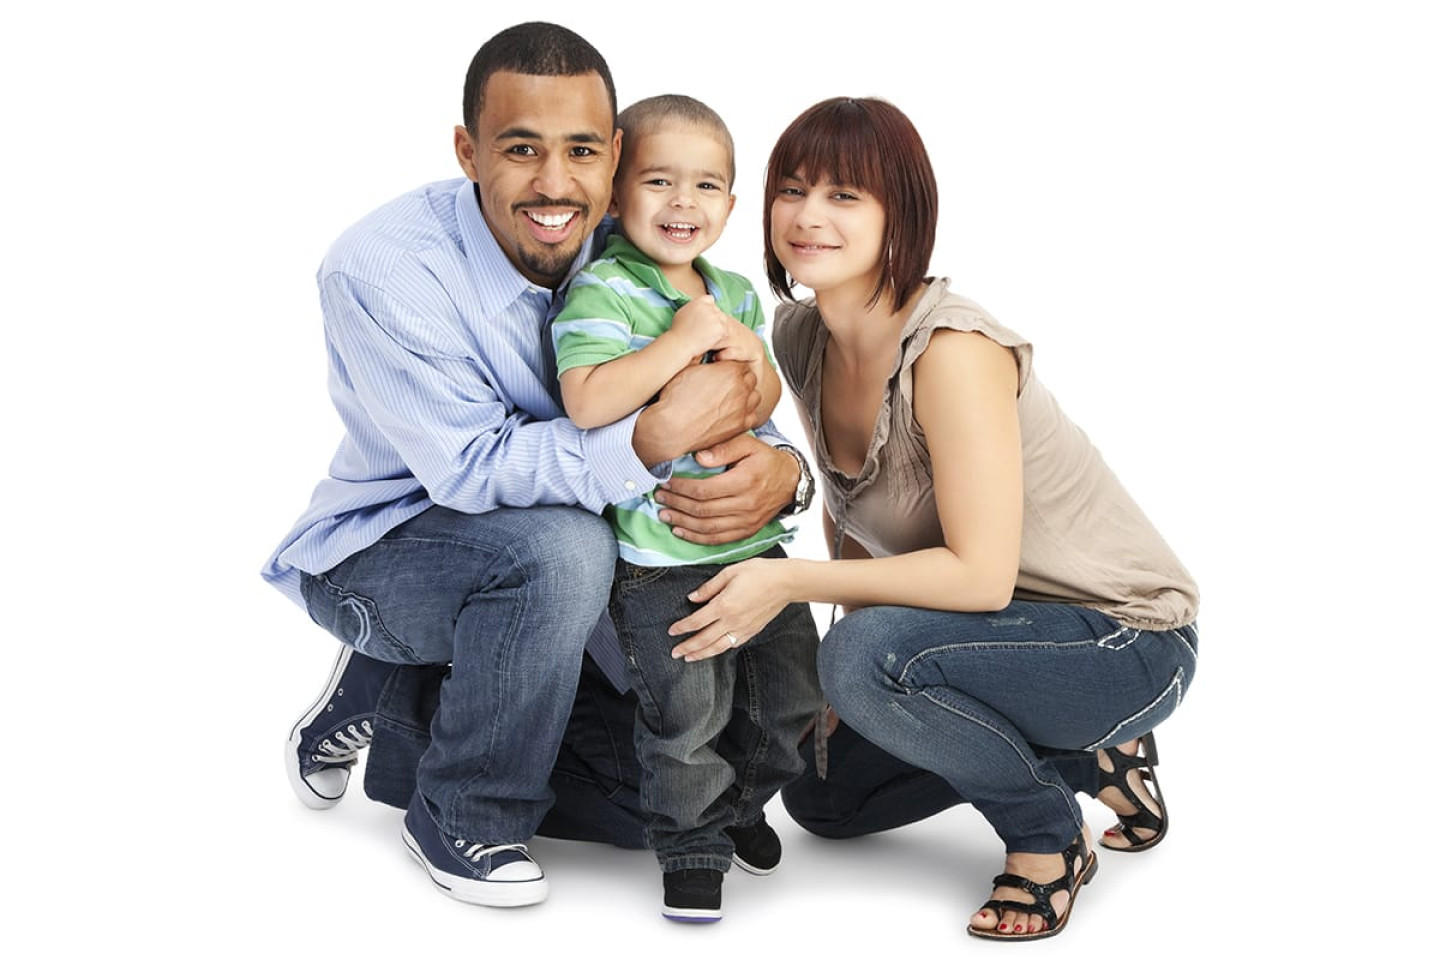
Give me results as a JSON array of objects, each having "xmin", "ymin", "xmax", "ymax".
[
  {"xmin": 401, "ymin": 826, "xmax": 549, "ymax": 907},
  {"xmin": 730, "ymin": 852, "xmax": 777, "ymax": 876}
]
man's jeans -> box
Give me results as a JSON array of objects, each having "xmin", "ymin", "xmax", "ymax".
[
  {"xmin": 611, "ymin": 548, "xmax": 823, "ymax": 873},
  {"xmin": 300, "ymin": 505, "xmax": 617, "ymax": 844},
  {"xmin": 782, "ymin": 601, "xmax": 1198, "ymax": 853}
]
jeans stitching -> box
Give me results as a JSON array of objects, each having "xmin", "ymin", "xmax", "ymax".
[
  {"xmin": 1082, "ymin": 666, "xmax": 1186, "ymax": 751},
  {"xmin": 1097, "ymin": 626, "xmax": 1139, "ymax": 649},
  {"xmin": 732, "ymin": 649, "xmax": 762, "ymax": 810},
  {"xmin": 313, "ymin": 575, "xmax": 422, "ymax": 663},
  {"xmin": 900, "ymin": 638, "xmax": 1096, "ymax": 676},
  {"xmin": 1171, "ymin": 626, "xmax": 1199, "ymax": 660},
  {"xmin": 613, "ymin": 562, "xmax": 670, "ymax": 596},
  {"xmin": 448, "ymin": 538, "xmax": 532, "ymax": 830},
  {"xmin": 907, "ymin": 690, "xmax": 1083, "ymax": 842}
]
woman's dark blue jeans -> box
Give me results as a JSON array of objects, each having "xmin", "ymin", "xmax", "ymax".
[{"xmin": 783, "ymin": 601, "xmax": 1198, "ymax": 853}]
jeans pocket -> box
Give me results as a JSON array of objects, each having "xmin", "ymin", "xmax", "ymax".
[
  {"xmin": 1083, "ymin": 665, "xmax": 1187, "ymax": 751},
  {"xmin": 611, "ymin": 561, "xmax": 671, "ymax": 601},
  {"xmin": 300, "ymin": 572, "xmax": 423, "ymax": 664}
]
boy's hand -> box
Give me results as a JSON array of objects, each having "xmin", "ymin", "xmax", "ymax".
[
  {"xmin": 711, "ymin": 316, "xmax": 764, "ymax": 366},
  {"xmin": 668, "ymin": 296, "xmax": 730, "ymax": 358}
]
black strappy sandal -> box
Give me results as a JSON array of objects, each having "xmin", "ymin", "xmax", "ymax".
[
  {"xmin": 1096, "ymin": 732, "xmax": 1168, "ymax": 852},
  {"xmin": 967, "ymin": 833, "xmax": 1098, "ymax": 941}
]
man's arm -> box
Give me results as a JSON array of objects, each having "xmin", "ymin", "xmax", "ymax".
[{"xmin": 322, "ymin": 271, "xmax": 654, "ymax": 513}]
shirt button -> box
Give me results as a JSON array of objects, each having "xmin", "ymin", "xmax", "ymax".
[{"xmin": 624, "ymin": 481, "xmax": 637, "ymax": 491}]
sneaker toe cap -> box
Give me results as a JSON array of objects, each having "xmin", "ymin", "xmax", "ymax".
[
  {"xmin": 488, "ymin": 859, "xmax": 545, "ymax": 883},
  {"xmin": 300, "ymin": 766, "xmax": 350, "ymax": 805}
]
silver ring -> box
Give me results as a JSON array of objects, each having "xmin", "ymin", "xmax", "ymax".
[{"xmin": 725, "ymin": 632, "xmax": 739, "ymax": 647}]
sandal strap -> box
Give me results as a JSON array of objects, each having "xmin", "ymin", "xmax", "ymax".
[
  {"xmin": 990, "ymin": 871, "xmax": 1071, "ymax": 899},
  {"xmin": 1096, "ymin": 733, "xmax": 1159, "ymax": 789},
  {"xmin": 1114, "ymin": 801, "xmax": 1164, "ymax": 833},
  {"xmin": 978, "ymin": 835, "xmax": 1091, "ymax": 932},
  {"xmin": 1098, "ymin": 734, "xmax": 1166, "ymax": 842}
]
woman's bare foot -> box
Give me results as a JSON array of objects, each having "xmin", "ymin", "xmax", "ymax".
[
  {"xmin": 1096, "ymin": 735, "xmax": 1166, "ymax": 850},
  {"xmin": 968, "ymin": 826, "xmax": 1095, "ymax": 938}
]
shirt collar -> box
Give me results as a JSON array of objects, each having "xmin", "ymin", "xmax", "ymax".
[
  {"xmin": 453, "ymin": 181, "xmax": 604, "ymax": 314},
  {"xmin": 598, "ymin": 232, "xmax": 722, "ymax": 307}
]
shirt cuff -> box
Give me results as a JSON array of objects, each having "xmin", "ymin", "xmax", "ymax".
[
  {"xmin": 753, "ymin": 420, "xmax": 792, "ymax": 448},
  {"xmin": 583, "ymin": 409, "xmax": 672, "ymax": 504}
]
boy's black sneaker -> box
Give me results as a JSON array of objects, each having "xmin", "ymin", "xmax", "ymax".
[
  {"xmin": 726, "ymin": 815, "xmax": 782, "ymax": 875},
  {"xmin": 662, "ymin": 868, "xmax": 723, "ymax": 922}
]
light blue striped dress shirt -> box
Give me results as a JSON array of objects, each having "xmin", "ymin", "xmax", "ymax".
[
  {"xmin": 262, "ymin": 178, "xmax": 665, "ymax": 606},
  {"xmin": 261, "ymin": 179, "xmax": 787, "ymax": 687}
]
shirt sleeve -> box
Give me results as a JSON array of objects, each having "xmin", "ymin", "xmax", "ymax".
[
  {"xmin": 732, "ymin": 277, "xmax": 777, "ymax": 366},
  {"xmin": 730, "ymin": 276, "xmax": 789, "ymax": 446},
  {"xmin": 552, "ymin": 270, "xmax": 636, "ymax": 375},
  {"xmin": 320, "ymin": 270, "xmax": 657, "ymax": 513}
]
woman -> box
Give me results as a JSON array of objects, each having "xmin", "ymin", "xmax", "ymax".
[{"xmin": 665, "ymin": 97, "xmax": 1199, "ymax": 941}]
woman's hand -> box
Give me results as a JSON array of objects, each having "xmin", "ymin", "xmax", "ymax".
[{"xmin": 667, "ymin": 557, "xmax": 794, "ymax": 661}]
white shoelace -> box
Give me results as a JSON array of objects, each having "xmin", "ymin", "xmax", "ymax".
[
  {"xmin": 454, "ymin": 841, "xmax": 529, "ymax": 863},
  {"xmin": 313, "ymin": 720, "xmax": 373, "ymax": 763}
]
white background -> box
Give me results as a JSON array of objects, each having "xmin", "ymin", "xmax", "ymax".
[{"xmin": 5, "ymin": 1, "xmax": 1435, "ymax": 955}]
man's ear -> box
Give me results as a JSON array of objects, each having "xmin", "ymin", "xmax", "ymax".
[{"xmin": 454, "ymin": 125, "xmax": 479, "ymax": 181}]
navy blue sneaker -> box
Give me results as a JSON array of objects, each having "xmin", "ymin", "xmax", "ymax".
[
  {"xmin": 662, "ymin": 868, "xmax": 723, "ymax": 922},
  {"xmin": 401, "ymin": 792, "xmax": 548, "ymax": 907},
  {"xmin": 285, "ymin": 645, "xmax": 391, "ymax": 809}
]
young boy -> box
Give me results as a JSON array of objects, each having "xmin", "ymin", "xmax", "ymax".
[{"xmin": 552, "ymin": 95, "xmax": 822, "ymax": 922}]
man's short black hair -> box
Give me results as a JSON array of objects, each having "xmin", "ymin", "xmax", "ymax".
[{"xmin": 463, "ymin": 22, "xmax": 617, "ymax": 134}]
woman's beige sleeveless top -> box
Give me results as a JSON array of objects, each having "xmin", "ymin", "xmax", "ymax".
[{"xmin": 773, "ymin": 278, "xmax": 1198, "ymax": 630}]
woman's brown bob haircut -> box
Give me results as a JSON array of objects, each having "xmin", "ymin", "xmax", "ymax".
[{"xmin": 764, "ymin": 97, "xmax": 938, "ymax": 310}]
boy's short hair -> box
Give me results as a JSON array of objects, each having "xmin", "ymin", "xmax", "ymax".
[
  {"xmin": 763, "ymin": 97, "xmax": 938, "ymax": 310},
  {"xmin": 616, "ymin": 94, "xmax": 735, "ymax": 187}
]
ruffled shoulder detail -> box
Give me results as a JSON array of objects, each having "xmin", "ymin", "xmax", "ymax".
[{"xmin": 898, "ymin": 279, "xmax": 1034, "ymax": 393}]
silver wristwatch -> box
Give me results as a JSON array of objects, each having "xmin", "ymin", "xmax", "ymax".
[{"xmin": 775, "ymin": 444, "xmax": 815, "ymax": 518}]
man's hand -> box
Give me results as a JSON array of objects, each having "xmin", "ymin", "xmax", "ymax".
[
  {"xmin": 633, "ymin": 360, "xmax": 761, "ymax": 466},
  {"xmin": 653, "ymin": 434, "xmax": 800, "ymax": 543}
]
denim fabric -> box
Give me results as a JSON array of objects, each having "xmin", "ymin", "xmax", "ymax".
[
  {"xmin": 300, "ymin": 505, "xmax": 616, "ymax": 843},
  {"xmin": 788, "ymin": 601, "xmax": 1197, "ymax": 854},
  {"xmin": 611, "ymin": 547, "xmax": 823, "ymax": 873}
]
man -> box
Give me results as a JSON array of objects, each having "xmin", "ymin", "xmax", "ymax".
[{"xmin": 262, "ymin": 22, "xmax": 812, "ymax": 908}]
